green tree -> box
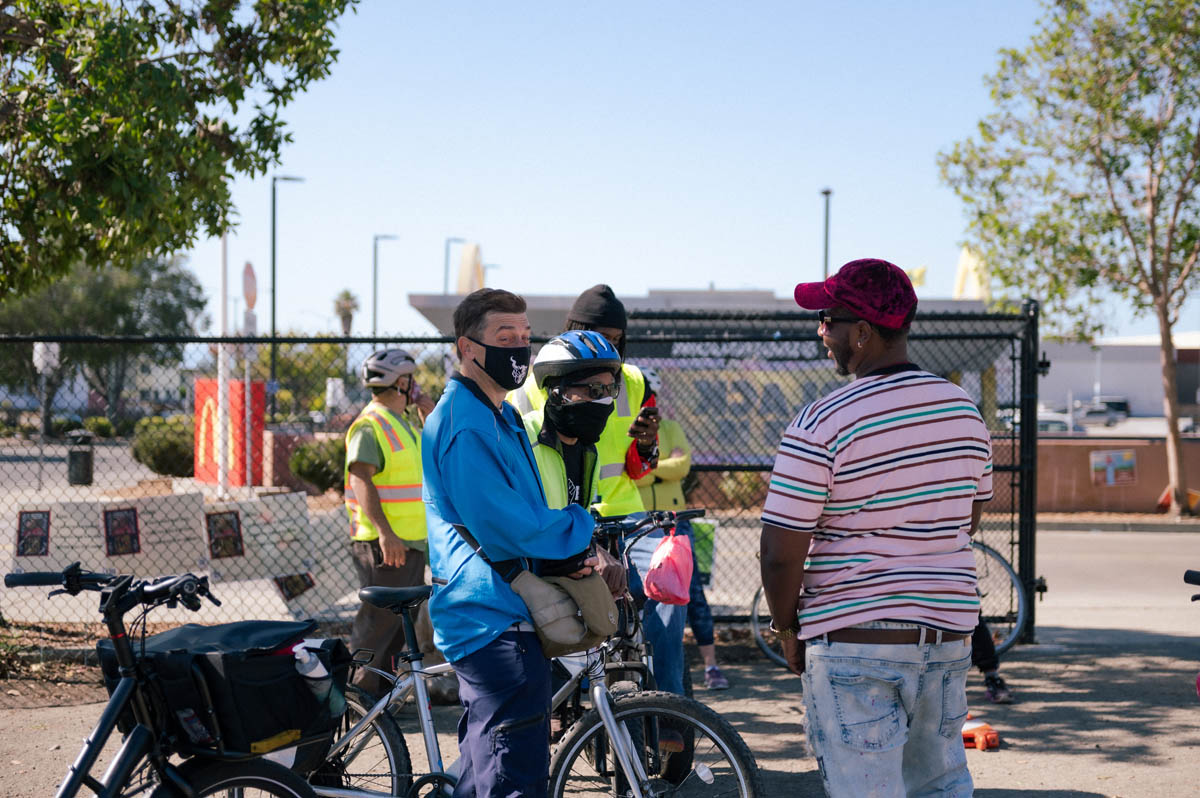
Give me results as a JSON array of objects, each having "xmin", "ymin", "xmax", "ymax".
[
  {"xmin": 0, "ymin": 257, "xmax": 207, "ymax": 433},
  {"xmin": 333, "ymin": 289, "xmax": 359, "ymax": 336},
  {"xmin": 0, "ymin": 0, "xmax": 357, "ymax": 297},
  {"xmin": 939, "ymin": 0, "xmax": 1200, "ymax": 515}
]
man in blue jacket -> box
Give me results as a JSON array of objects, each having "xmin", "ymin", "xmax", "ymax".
[{"xmin": 423, "ymin": 288, "xmax": 597, "ymax": 797}]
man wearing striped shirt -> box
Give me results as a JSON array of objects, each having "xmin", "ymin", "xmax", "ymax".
[{"xmin": 761, "ymin": 258, "xmax": 992, "ymax": 797}]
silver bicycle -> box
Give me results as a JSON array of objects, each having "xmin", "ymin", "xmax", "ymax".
[{"xmin": 311, "ymin": 510, "xmax": 764, "ymax": 798}]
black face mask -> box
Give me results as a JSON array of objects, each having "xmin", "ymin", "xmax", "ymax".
[
  {"xmin": 467, "ymin": 337, "xmax": 531, "ymax": 391},
  {"xmin": 545, "ymin": 398, "xmax": 614, "ymax": 445}
]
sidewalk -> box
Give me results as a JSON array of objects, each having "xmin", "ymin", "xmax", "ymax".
[{"xmin": 1037, "ymin": 511, "xmax": 1200, "ymax": 533}]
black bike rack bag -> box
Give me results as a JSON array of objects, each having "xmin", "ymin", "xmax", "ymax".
[{"xmin": 97, "ymin": 619, "xmax": 350, "ymax": 767}]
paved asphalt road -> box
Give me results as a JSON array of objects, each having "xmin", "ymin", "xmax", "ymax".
[{"xmin": 1, "ymin": 529, "xmax": 1198, "ymax": 797}]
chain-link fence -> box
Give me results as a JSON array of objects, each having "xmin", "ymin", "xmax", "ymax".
[{"xmin": 0, "ymin": 306, "xmax": 1040, "ymax": 638}]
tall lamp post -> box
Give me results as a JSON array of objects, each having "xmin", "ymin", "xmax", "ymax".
[
  {"xmin": 372, "ymin": 234, "xmax": 398, "ymax": 337},
  {"xmin": 269, "ymin": 174, "xmax": 304, "ymax": 417},
  {"xmin": 443, "ymin": 236, "xmax": 465, "ymax": 294},
  {"xmin": 821, "ymin": 187, "xmax": 832, "ymax": 279}
]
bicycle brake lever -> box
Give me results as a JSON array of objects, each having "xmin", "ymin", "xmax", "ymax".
[{"xmin": 47, "ymin": 588, "xmax": 68, "ymax": 598}]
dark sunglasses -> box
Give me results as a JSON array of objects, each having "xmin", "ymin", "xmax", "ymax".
[
  {"xmin": 816, "ymin": 310, "xmax": 861, "ymax": 327},
  {"xmin": 560, "ymin": 381, "xmax": 620, "ymax": 401}
]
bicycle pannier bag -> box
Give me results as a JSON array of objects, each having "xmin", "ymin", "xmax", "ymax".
[{"xmin": 97, "ymin": 619, "xmax": 349, "ymax": 770}]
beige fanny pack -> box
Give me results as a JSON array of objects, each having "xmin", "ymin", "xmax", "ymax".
[{"xmin": 453, "ymin": 524, "xmax": 619, "ymax": 658}]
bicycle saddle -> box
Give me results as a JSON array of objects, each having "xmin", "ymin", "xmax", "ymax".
[{"xmin": 359, "ymin": 584, "xmax": 433, "ymax": 611}]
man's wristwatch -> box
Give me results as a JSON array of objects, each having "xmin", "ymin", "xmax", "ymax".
[{"xmin": 769, "ymin": 621, "xmax": 800, "ymax": 641}]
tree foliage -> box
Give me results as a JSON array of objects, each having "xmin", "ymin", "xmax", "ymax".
[
  {"xmin": 939, "ymin": 0, "xmax": 1200, "ymax": 339},
  {"xmin": 0, "ymin": 0, "xmax": 357, "ymax": 297},
  {"xmin": 939, "ymin": 0, "xmax": 1200, "ymax": 513},
  {"xmin": 0, "ymin": 256, "xmax": 207, "ymax": 430}
]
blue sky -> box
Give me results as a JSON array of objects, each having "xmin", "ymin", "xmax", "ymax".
[{"xmin": 184, "ymin": 0, "xmax": 1197, "ymax": 339}]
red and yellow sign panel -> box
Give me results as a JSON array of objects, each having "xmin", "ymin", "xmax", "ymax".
[{"xmin": 193, "ymin": 378, "xmax": 265, "ymax": 486}]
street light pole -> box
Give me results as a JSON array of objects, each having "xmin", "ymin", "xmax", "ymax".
[
  {"xmin": 269, "ymin": 174, "xmax": 303, "ymax": 417},
  {"xmin": 443, "ymin": 236, "xmax": 465, "ymax": 294},
  {"xmin": 372, "ymin": 233, "xmax": 398, "ymax": 337},
  {"xmin": 821, "ymin": 187, "xmax": 832, "ymax": 279}
]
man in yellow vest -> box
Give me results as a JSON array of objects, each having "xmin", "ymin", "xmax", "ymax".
[
  {"xmin": 344, "ymin": 348, "xmax": 434, "ymax": 695},
  {"xmin": 510, "ymin": 286, "xmax": 691, "ymax": 699}
]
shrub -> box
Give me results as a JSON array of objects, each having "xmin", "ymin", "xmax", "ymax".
[
  {"xmin": 131, "ymin": 415, "xmax": 194, "ymax": 477},
  {"xmin": 718, "ymin": 470, "xmax": 767, "ymax": 508},
  {"xmin": 17, "ymin": 423, "xmax": 36, "ymax": 438},
  {"xmin": 83, "ymin": 416, "xmax": 115, "ymax": 438},
  {"xmin": 289, "ymin": 438, "xmax": 345, "ymax": 494},
  {"xmin": 50, "ymin": 415, "xmax": 83, "ymax": 438}
]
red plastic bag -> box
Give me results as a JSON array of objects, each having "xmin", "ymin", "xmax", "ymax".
[{"xmin": 642, "ymin": 530, "xmax": 693, "ymax": 605}]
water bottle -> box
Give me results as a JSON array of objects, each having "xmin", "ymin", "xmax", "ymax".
[
  {"xmin": 294, "ymin": 641, "xmax": 346, "ymax": 717},
  {"xmin": 294, "ymin": 645, "xmax": 332, "ymax": 703}
]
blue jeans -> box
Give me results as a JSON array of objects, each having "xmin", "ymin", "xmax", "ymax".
[
  {"xmin": 679, "ymin": 520, "xmax": 715, "ymax": 647},
  {"xmin": 801, "ymin": 622, "xmax": 974, "ymax": 798},
  {"xmin": 623, "ymin": 528, "xmax": 687, "ymax": 696},
  {"xmin": 452, "ymin": 630, "xmax": 550, "ymax": 797}
]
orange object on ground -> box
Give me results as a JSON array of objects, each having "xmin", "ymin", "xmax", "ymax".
[{"xmin": 962, "ymin": 718, "xmax": 1000, "ymax": 750}]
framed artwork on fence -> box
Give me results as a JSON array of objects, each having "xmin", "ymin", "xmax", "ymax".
[
  {"xmin": 16, "ymin": 510, "xmax": 50, "ymax": 556},
  {"xmin": 205, "ymin": 511, "xmax": 245, "ymax": 559},
  {"xmin": 273, "ymin": 572, "xmax": 315, "ymax": 601},
  {"xmin": 103, "ymin": 507, "xmax": 141, "ymax": 556}
]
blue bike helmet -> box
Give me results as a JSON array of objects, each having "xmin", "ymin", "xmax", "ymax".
[{"xmin": 532, "ymin": 330, "xmax": 622, "ymax": 390}]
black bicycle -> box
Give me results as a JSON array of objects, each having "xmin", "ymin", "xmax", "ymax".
[{"xmin": 4, "ymin": 562, "xmax": 319, "ymax": 798}]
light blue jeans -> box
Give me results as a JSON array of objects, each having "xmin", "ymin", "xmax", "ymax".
[
  {"xmin": 801, "ymin": 622, "xmax": 974, "ymax": 798},
  {"xmin": 623, "ymin": 528, "xmax": 687, "ymax": 696}
]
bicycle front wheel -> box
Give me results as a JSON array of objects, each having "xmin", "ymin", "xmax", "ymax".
[
  {"xmin": 750, "ymin": 585, "xmax": 788, "ymax": 669},
  {"xmin": 309, "ymin": 684, "xmax": 412, "ymax": 796},
  {"xmin": 549, "ymin": 690, "xmax": 763, "ymax": 797},
  {"xmin": 149, "ymin": 758, "xmax": 317, "ymax": 797},
  {"xmin": 973, "ymin": 540, "xmax": 1028, "ymax": 655}
]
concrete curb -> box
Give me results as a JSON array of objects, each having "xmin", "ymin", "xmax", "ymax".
[
  {"xmin": 1036, "ymin": 519, "xmax": 1200, "ymax": 533},
  {"xmin": 16, "ymin": 647, "xmax": 98, "ymax": 666}
]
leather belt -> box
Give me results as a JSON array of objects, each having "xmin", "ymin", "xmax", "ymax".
[{"xmin": 818, "ymin": 627, "xmax": 970, "ymax": 646}]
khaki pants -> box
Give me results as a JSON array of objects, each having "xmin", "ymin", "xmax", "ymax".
[{"xmin": 349, "ymin": 539, "xmax": 426, "ymax": 696}]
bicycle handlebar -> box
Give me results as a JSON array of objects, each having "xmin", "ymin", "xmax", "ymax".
[
  {"xmin": 1185, "ymin": 569, "xmax": 1200, "ymax": 587},
  {"xmin": 591, "ymin": 508, "xmax": 707, "ymax": 542},
  {"xmin": 4, "ymin": 571, "xmax": 68, "ymax": 587},
  {"xmin": 4, "ymin": 562, "xmax": 219, "ymax": 611}
]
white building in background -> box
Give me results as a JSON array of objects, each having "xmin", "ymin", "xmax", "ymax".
[{"xmin": 1038, "ymin": 331, "xmax": 1200, "ymax": 417}]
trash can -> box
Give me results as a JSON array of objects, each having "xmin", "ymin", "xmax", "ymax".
[{"xmin": 67, "ymin": 430, "xmax": 94, "ymax": 486}]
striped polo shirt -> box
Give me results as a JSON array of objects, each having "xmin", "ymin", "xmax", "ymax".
[{"xmin": 761, "ymin": 364, "xmax": 993, "ymax": 639}]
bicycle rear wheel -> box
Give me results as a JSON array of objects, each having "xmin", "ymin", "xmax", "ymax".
[
  {"xmin": 149, "ymin": 758, "xmax": 317, "ymax": 797},
  {"xmin": 973, "ymin": 540, "xmax": 1028, "ymax": 655},
  {"xmin": 309, "ymin": 684, "xmax": 412, "ymax": 796},
  {"xmin": 549, "ymin": 690, "xmax": 763, "ymax": 797},
  {"xmin": 750, "ymin": 585, "xmax": 788, "ymax": 669}
]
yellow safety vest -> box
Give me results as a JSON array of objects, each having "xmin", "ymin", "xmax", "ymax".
[
  {"xmin": 509, "ymin": 363, "xmax": 647, "ymax": 516},
  {"xmin": 522, "ymin": 413, "xmax": 600, "ymax": 510},
  {"xmin": 343, "ymin": 403, "xmax": 427, "ymax": 542}
]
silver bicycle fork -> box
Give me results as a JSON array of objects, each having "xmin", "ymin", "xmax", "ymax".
[{"xmin": 590, "ymin": 682, "xmax": 651, "ymax": 798}]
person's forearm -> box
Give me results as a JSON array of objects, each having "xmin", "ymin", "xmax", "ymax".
[{"xmin": 760, "ymin": 524, "xmax": 812, "ymax": 631}]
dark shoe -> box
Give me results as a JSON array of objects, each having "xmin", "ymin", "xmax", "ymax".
[
  {"xmin": 984, "ymin": 673, "xmax": 1014, "ymax": 704},
  {"xmin": 704, "ymin": 665, "xmax": 730, "ymax": 690}
]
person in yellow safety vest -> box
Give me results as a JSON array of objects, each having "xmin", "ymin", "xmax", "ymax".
[
  {"xmin": 521, "ymin": 330, "xmax": 622, "ymax": 513},
  {"xmin": 509, "ymin": 284, "xmax": 660, "ymax": 516},
  {"xmin": 343, "ymin": 348, "xmax": 435, "ymax": 696},
  {"xmin": 634, "ymin": 365, "xmax": 731, "ymax": 691}
]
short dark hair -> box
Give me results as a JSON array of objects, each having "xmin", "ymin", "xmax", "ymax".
[
  {"xmin": 453, "ymin": 288, "xmax": 527, "ymax": 344},
  {"xmin": 873, "ymin": 305, "xmax": 917, "ymax": 344}
]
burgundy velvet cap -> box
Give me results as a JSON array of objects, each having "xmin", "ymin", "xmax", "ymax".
[{"xmin": 793, "ymin": 258, "xmax": 917, "ymax": 329}]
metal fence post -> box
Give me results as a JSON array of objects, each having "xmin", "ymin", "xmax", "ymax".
[{"xmin": 1018, "ymin": 298, "xmax": 1040, "ymax": 643}]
